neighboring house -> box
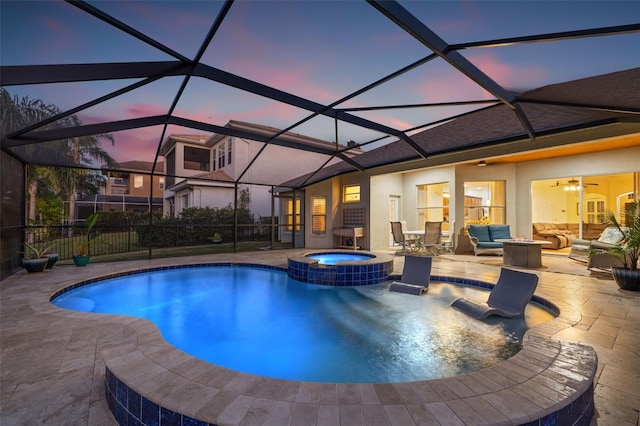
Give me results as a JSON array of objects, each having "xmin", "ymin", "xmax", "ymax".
[
  {"xmin": 280, "ymin": 69, "xmax": 640, "ymax": 252},
  {"xmin": 158, "ymin": 121, "xmax": 362, "ymax": 235},
  {"xmin": 75, "ymin": 161, "xmax": 164, "ymax": 219}
]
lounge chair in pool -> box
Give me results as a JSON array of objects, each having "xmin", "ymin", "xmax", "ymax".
[
  {"xmin": 389, "ymin": 255, "xmax": 432, "ymax": 295},
  {"xmin": 451, "ymin": 268, "xmax": 538, "ymax": 319}
]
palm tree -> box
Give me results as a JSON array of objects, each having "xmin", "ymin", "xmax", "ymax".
[
  {"xmin": 43, "ymin": 115, "xmax": 116, "ymax": 225},
  {"xmin": 1, "ymin": 89, "xmax": 116, "ymax": 227},
  {"xmin": 1, "ymin": 90, "xmax": 61, "ymax": 226}
]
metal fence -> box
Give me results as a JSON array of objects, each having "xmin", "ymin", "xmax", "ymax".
[{"xmin": 23, "ymin": 223, "xmax": 293, "ymax": 261}]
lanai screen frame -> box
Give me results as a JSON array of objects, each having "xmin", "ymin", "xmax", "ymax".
[{"xmin": 1, "ymin": 1, "xmax": 638, "ymax": 277}]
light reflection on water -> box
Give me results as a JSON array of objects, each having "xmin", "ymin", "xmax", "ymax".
[{"xmin": 52, "ymin": 266, "xmax": 554, "ymax": 383}]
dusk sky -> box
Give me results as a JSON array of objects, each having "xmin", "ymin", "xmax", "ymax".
[{"xmin": 2, "ymin": 0, "xmax": 639, "ymax": 164}]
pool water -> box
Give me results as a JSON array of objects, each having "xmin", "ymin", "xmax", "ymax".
[
  {"xmin": 52, "ymin": 265, "xmax": 554, "ymax": 383},
  {"xmin": 307, "ymin": 253, "xmax": 374, "ymax": 265}
]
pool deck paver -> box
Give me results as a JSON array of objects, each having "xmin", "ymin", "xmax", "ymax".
[{"xmin": 1, "ymin": 249, "xmax": 639, "ymax": 425}]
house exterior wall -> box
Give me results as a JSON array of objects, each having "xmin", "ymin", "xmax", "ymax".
[
  {"xmin": 303, "ymin": 179, "xmax": 335, "ymax": 249},
  {"xmin": 303, "ymin": 173, "xmax": 371, "ymax": 249},
  {"xmin": 369, "ymin": 173, "xmax": 403, "ymax": 250},
  {"xmin": 127, "ymin": 174, "xmax": 163, "ymax": 197},
  {"xmin": 105, "ymin": 172, "xmax": 163, "ymax": 197},
  {"xmin": 303, "ymin": 145, "xmax": 640, "ymax": 252},
  {"xmin": 163, "ymin": 132, "xmax": 344, "ymax": 219},
  {"xmin": 173, "ymin": 185, "xmax": 235, "ymax": 216}
]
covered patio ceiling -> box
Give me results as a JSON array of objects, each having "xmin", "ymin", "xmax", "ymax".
[{"xmin": 1, "ymin": 0, "xmax": 639, "ymax": 187}]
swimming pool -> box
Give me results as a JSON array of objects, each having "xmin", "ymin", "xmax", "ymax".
[{"xmin": 52, "ymin": 264, "xmax": 554, "ymax": 384}]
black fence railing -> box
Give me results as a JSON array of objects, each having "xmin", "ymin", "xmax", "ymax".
[{"xmin": 23, "ymin": 223, "xmax": 297, "ymax": 261}]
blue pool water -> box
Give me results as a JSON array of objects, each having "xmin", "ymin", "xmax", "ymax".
[
  {"xmin": 307, "ymin": 253, "xmax": 374, "ymax": 265},
  {"xmin": 52, "ymin": 265, "xmax": 554, "ymax": 383}
]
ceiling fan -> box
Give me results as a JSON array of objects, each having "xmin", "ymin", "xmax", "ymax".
[{"xmin": 551, "ymin": 178, "xmax": 598, "ymax": 191}]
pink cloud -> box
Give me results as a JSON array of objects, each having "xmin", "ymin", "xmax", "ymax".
[
  {"xmin": 466, "ymin": 52, "xmax": 547, "ymax": 92},
  {"xmin": 415, "ymin": 53, "xmax": 547, "ymax": 102},
  {"xmin": 102, "ymin": 127, "xmax": 165, "ymax": 163},
  {"xmin": 220, "ymin": 54, "xmax": 338, "ymax": 105}
]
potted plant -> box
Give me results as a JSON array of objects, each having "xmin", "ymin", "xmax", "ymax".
[
  {"xmin": 603, "ymin": 198, "xmax": 640, "ymax": 291},
  {"xmin": 20, "ymin": 242, "xmax": 52, "ymax": 273},
  {"xmin": 43, "ymin": 251, "xmax": 59, "ymax": 269},
  {"xmin": 73, "ymin": 212, "xmax": 100, "ymax": 267}
]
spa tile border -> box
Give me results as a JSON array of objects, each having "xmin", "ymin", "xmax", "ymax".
[{"xmin": 287, "ymin": 250, "xmax": 395, "ymax": 286}]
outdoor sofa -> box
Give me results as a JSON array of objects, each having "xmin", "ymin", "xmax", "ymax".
[{"xmin": 467, "ymin": 224, "xmax": 512, "ymax": 256}]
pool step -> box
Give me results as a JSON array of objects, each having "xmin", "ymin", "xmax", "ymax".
[{"xmin": 389, "ymin": 281, "xmax": 428, "ymax": 295}]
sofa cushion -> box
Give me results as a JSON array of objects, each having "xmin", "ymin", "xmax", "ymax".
[
  {"xmin": 533, "ymin": 223, "xmax": 547, "ymax": 233},
  {"xmin": 477, "ymin": 241, "xmax": 503, "ymax": 248},
  {"xmin": 598, "ymin": 227, "xmax": 626, "ymax": 244},
  {"xmin": 468, "ymin": 225, "xmax": 491, "ymax": 242},
  {"xmin": 489, "ymin": 225, "xmax": 512, "ymax": 240}
]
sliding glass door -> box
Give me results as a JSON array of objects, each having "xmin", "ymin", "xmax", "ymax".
[{"xmin": 531, "ymin": 173, "xmax": 637, "ymax": 239}]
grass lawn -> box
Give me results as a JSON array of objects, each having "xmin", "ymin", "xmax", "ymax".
[{"xmin": 56, "ymin": 241, "xmax": 270, "ymax": 264}]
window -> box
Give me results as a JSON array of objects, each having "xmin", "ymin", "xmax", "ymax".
[
  {"xmin": 531, "ymin": 174, "xmax": 635, "ymax": 238},
  {"xmin": 166, "ymin": 150, "xmax": 175, "ymax": 187},
  {"xmin": 464, "ymin": 181, "xmax": 505, "ymax": 226},
  {"xmin": 182, "ymin": 194, "xmax": 189, "ymax": 209},
  {"xmin": 312, "ymin": 197, "xmax": 326, "ymax": 234},
  {"xmin": 285, "ymin": 198, "xmax": 301, "ymax": 232},
  {"xmin": 343, "ymin": 184, "xmax": 360, "ymax": 203},
  {"xmin": 184, "ymin": 146, "xmax": 209, "ymax": 171},
  {"xmin": 159, "ymin": 177, "xmax": 165, "ymax": 190},
  {"xmin": 586, "ymin": 198, "xmax": 606, "ymax": 224},
  {"xmin": 218, "ymin": 144, "xmax": 225, "ymax": 169},
  {"xmin": 134, "ymin": 175, "xmax": 143, "ymax": 188},
  {"xmin": 212, "ymin": 148, "xmax": 216, "ymax": 171},
  {"xmin": 417, "ymin": 182, "xmax": 450, "ymax": 230},
  {"xmin": 168, "ymin": 197, "xmax": 175, "ymax": 217},
  {"xmin": 227, "ymin": 138, "xmax": 233, "ymax": 164}
]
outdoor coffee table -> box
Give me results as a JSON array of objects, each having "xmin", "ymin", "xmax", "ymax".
[{"xmin": 494, "ymin": 239, "xmax": 552, "ymax": 268}]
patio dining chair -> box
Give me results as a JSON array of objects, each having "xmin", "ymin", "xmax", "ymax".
[
  {"xmin": 421, "ymin": 221, "xmax": 443, "ymax": 256},
  {"xmin": 391, "ymin": 221, "xmax": 419, "ymax": 254}
]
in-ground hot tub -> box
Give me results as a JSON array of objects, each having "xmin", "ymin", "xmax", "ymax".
[{"xmin": 287, "ymin": 250, "xmax": 393, "ymax": 286}]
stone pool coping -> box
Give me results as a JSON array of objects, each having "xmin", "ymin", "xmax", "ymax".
[{"xmin": 44, "ymin": 262, "xmax": 596, "ymax": 426}]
